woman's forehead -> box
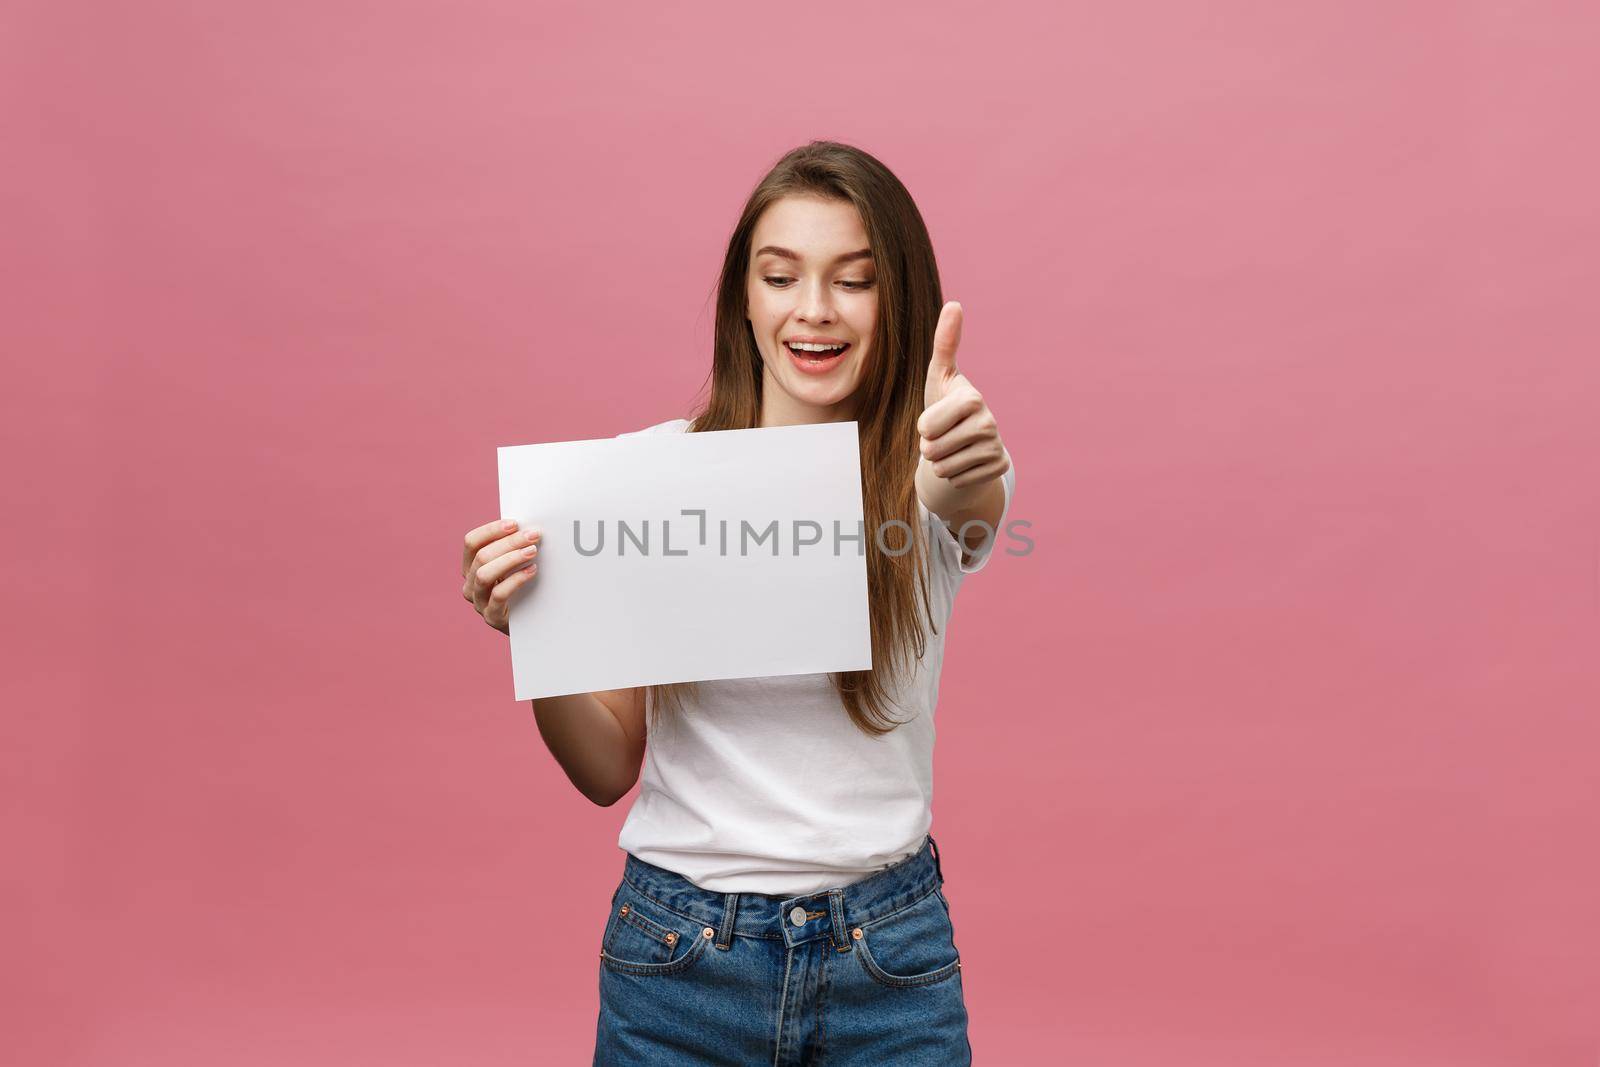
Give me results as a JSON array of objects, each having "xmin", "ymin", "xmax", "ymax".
[{"xmin": 751, "ymin": 196, "xmax": 870, "ymax": 258}]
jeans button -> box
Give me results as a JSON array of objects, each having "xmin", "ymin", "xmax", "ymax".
[{"xmin": 789, "ymin": 906, "xmax": 807, "ymax": 927}]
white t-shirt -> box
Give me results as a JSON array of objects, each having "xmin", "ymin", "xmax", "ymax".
[{"xmin": 612, "ymin": 417, "xmax": 1016, "ymax": 895}]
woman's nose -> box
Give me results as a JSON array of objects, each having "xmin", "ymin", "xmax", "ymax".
[{"xmin": 795, "ymin": 279, "xmax": 836, "ymax": 325}]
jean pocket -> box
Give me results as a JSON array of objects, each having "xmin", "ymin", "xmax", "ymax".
[
  {"xmin": 853, "ymin": 886, "xmax": 962, "ymax": 988},
  {"xmin": 600, "ymin": 885, "xmax": 713, "ymax": 977}
]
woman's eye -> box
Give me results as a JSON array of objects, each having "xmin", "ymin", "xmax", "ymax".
[{"xmin": 761, "ymin": 276, "xmax": 872, "ymax": 290}]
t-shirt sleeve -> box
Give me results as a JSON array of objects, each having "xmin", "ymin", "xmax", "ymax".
[
  {"xmin": 615, "ymin": 417, "xmax": 692, "ymax": 439},
  {"xmin": 925, "ymin": 453, "xmax": 1016, "ymax": 576}
]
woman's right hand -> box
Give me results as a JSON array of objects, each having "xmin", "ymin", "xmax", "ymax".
[{"xmin": 461, "ymin": 518, "xmax": 543, "ymax": 635}]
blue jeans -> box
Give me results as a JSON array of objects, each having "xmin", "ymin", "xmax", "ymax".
[{"xmin": 593, "ymin": 834, "xmax": 972, "ymax": 1065}]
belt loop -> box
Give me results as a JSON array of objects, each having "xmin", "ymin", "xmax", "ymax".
[
  {"xmin": 927, "ymin": 833, "xmax": 944, "ymax": 884},
  {"xmin": 828, "ymin": 888, "xmax": 850, "ymax": 952},
  {"xmin": 716, "ymin": 893, "xmax": 738, "ymax": 950}
]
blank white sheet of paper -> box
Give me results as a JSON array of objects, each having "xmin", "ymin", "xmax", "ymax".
[{"xmin": 496, "ymin": 421, "xmax": 872, "ymax": 700}]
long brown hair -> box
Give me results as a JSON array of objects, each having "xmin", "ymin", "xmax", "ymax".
[{"xmin": 646, "ymin": 141, "xmax": 945, "ymax": 738}]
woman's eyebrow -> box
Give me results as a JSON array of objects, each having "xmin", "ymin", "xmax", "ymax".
[{"xmin": 754, "ymin": 245, "xmax": 873, "ymax": 264}]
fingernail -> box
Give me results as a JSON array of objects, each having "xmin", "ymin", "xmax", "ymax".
[{"xmin": 502, "ymin": 519, "xmax": 517, "ymax": 531}]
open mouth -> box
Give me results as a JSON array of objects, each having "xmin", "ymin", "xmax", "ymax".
[{"xmin": 784, "ymin": 341, "xmax": 850, "ymax": 373}]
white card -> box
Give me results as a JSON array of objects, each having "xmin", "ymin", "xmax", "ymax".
[{"xmin": 496, "ymin": 422, "xmax": 873, "ymax": 700}]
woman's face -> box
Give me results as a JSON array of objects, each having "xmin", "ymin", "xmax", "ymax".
[{"xmin": 746, "ymin": 195, "xmax": 877, "ymax": 425}]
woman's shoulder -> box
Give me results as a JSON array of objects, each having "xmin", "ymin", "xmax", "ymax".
[{"xmin": 615, "ymin": 417, "xmax": 693, "ymax": 439}]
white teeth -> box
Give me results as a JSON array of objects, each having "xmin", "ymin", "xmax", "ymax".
[{"xmin": 788, "ymin": 342, "xmax": 846, "ymax": 353}]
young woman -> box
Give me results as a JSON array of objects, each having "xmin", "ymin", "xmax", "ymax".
[{"xmin": 460, "ymin": 141, "xmax": 1014, "ymax": 1065}]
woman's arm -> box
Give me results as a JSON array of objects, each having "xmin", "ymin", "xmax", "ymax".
[
  {"xmin": 530, "ymin": 687, "xmax": 646, "ymax": 807},
  {"xmin": 463, "ymin": 521, "xmax": 647, "ymax": 805},
  {"xmin": 916, "ymin": 458, "xmax": 1009, "ymax": 562}
]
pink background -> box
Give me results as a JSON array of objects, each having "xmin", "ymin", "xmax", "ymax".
[{"xmin": 6, "ymin": 2, "xmax": 1597, "ymax": 1064}]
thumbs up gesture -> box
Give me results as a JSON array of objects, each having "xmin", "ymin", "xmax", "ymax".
[{"xmin": 917, "ymin": 302, "xmax": 1010, "ymax": 494}]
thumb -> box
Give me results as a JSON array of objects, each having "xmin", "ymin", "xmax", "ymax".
[{"xmin": 928, "ymin": 301, "xmax": 963, "ymax": 383}]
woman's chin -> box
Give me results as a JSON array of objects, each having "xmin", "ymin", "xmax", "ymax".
[
  {"xmin": 782, "ymin": 380, "xmax": 855, "ymax": 413},
  {"xmin": 763, "ymin": 360, "xmax": 860, "ymax": 417}
]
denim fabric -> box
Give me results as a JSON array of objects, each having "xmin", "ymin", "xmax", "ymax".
[{"xmin": 593, "ymin": 834, "xmax": 971, "ymax": 1065}]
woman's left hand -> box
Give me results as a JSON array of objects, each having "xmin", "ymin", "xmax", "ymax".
[{"xmin": 917, "ymin": 301, "xmax": 1010, "ymax": 490}]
